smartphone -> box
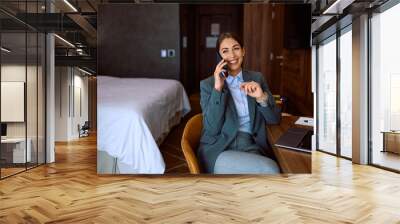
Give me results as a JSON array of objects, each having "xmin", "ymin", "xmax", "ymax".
[{"xmin": 216, "ymin": 53, "xmax": 228, "ymax": 78}]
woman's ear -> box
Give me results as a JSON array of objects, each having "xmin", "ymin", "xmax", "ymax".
[{"xmin": 242, "ymin": 47, "xmax": 246, "ymax": 57}]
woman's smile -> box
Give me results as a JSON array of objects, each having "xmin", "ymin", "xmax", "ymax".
[
  {"xmin": 227, "ymin": 58, "xmax": 241, "ymax": 72},
  {"xmin": 227, "ymin": 59, "xmax": 238, "ymax": 65}
]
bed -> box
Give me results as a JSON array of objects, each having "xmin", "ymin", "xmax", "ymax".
[{"xmin": 97, "ymin": 76, "xmax": 191, "ymax": 174}]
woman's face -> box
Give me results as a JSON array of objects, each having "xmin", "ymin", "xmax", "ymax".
[{"xmin": 219, "ymin": 37, "xmax": 245, "ymax": 74}]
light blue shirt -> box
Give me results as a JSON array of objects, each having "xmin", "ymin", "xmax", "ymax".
[{"xmin": 225, "ymin": 70, "xmax": 252, "ymax": 133}]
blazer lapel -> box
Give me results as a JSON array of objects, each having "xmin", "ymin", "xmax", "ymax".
[{"xmin": 243, "ymin": 71, "xmax": 256, "ymax": 131}]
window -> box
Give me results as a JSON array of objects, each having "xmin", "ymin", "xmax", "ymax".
[
  {"xmin": 316, "ymin": 25, "xmax": 353, "ymax": 159},
  {"xmin": 317, "ymin": 36, "xmax": 337, "ymax": 154},
  {"xmin": 0, "ymin": 1, "xmax": 47, "ymax": 179},
  {"xmin": 370, "ymin": 2, "xmax": 400, "ymax": 171},
  {"xmin": 339, "ymin": 28, "xmax": 352, "ymax": 158}
]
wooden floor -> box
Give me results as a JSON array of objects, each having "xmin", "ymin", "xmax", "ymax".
[
  {"xmin": 0, "ymin": 135, "xmax": 400, "ymax": 223},
  {"xmin": 160, "ymin": 114, "xmax": 191, "ymax": 173},
  {"xmin": 0, "ymin": 167, "xmax": 25, "ymax": 178},
  {"xmin": 372, "ymin": 150, "xmax": 400, "ymax": 171},
  {"xmin": 159, "ymin": 93, "xmax": 201, "ymax": 173},
  {"xmin": 1, "ymin": 163, "xmax": 45, "ymax": 178}
]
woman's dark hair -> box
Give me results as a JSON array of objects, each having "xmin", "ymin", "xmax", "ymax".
[{"xmin": 216, "ymin": 32, "xmax": 244, "ymax": 53}]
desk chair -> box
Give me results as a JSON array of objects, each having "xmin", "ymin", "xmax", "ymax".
[
  {"xmin": 181, "ymin": 100, "xmax": 285, "ymax": 174},
  {"xmin": 78, "ymin": 121, "xmax": 90, "ymax": 138},
  {"xmin": 181, "ymin": 114, "xmax": 203, "ymax": 174}
]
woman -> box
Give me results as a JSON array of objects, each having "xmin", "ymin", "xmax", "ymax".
[{"xmin": 198, "ymin": 32, "xmax": 281, "ymax": 174}]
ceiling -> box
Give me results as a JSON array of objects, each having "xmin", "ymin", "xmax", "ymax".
[{"xmin": 0, "ymin": 0, "xmax": 391, "ymax": 72}]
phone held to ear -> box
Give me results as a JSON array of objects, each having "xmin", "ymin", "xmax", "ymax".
[{"xmin": 216, "ymin": 53, "xmax": 228, "ymax": 78}]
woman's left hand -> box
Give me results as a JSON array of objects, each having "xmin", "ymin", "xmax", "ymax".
[{"xmin": 240, "ymin": 81, "xmax": 266, "ymax": 99}]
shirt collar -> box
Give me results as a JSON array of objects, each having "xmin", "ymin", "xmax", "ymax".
[{"xmin": 226, "ymin": 70, "xmax": 243, "ymax": 85}]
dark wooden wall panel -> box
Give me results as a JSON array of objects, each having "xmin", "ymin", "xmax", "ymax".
[
  {"xmin": 180, "ymin": 4, "xmax": 243, "ymax": 93},
  {"xmin": 281, "ymin": 48, "xmax": 313, "ymax": 116},
  {"xmin": 179, "ymin": 5, "xmax": 196, "ymax": 94},
  {"xmin": 98, "ymin": 4, "xmax": 180, "ymax": 80},
  {"xmin": 243, "ymin": 4, "xmax": 272, "ymax": 79},
  {"xmin": 243, "ymin": 3, "xmax": 312, "ymax": 116},
  {"xmin": 88, "ymin": 76, "xmax": 97, "ymax": 132}
]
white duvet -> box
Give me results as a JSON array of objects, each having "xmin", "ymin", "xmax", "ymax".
[{"xmin": 97, "ymin": 76, "xmax": 191, "ymax": 174}]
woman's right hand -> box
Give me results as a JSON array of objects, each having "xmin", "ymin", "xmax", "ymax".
[{"xmin": 213, "ymin": 59, "xmax": 228, "ymax": 92}]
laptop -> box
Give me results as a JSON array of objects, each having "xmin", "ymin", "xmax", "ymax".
[
  {"xmin": 1, "ymin": 123, "xmax": 7, "ymax": 140},
  {"xmin": 275, "ymin": 127, "xmax": 312, "ymax": 152}
]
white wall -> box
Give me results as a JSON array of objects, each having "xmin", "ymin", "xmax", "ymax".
[
  {"xmin": 55, "ymin": 66, "xmax": 70, "ymax": 141},
  {"xmin": 1, "ymin": 65, "xmax": 42, "ymax": 138},
  {"xmin": 72, "ymin": 72, "xmax": 89, "ymax": 138},
  {"xmin": 1, "ymin": 82, "xmax": 25, "ymax": 122},
  {"xmin": 55, "ymin": 67, "xmax": 89, "ymax": 141},
  {"xmin": 1, "ymin": 64, "xmax": 46, "ymax": 164},
  {"xmin": 1, "ymin": 66, "xmax": 26, "ymax": 130},
  {"xmin": 1, "ymin": 65, "xmax": 26, "ymax": 141}
]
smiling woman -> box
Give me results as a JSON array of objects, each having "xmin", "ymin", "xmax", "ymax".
[{"xmin": 197, "ymin": 32, "xmax": 282, "ymax": 174}]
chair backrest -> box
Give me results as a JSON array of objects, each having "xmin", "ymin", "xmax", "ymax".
[
  {"xmin": 181, "ymin": 113, "xmax": 203, "ymax": 174},
  {"xmin": 82, "ymin": 121, "xmax": 90, "ymax": 129}
]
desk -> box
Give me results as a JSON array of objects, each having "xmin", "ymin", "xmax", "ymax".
[
  {"xmin": 1, "ymin": 138, "xmax": 31, "ymax": 163},
  {"xmin": 267, "ymin": 114, "xmax": 312, "ymax": 173},
  {"xmin": 381, "ymin": 131, "xmax": 400, "ymax": 154}
]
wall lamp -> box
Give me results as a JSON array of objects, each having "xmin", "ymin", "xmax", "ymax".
[
  {"xmin": 54, "ymin": 34, "xmax": 75, "ymax": 48},
  {"xmin": 78, "ymin": 67, "xmax": 93, "ymax": 76},
  {"xmin": 63, "ymin": 0, "xmax": 78, "ymax": 12},
  {"xmin": 323, "ymin": 0, "xmax": 355, "ymax": 15},
  {"xmin": 1, "ymin": 47, "xmax": 11, "ymax": 53}
]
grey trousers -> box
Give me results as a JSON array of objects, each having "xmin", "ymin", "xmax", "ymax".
[{"xmin": 213, "ymin": 132, "xmax": 280, "ymax": 174}]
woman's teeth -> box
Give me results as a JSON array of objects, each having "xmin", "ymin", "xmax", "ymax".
[{"xmin": 228, "ymin": 60, "xmax": 237, "ymax": 64}]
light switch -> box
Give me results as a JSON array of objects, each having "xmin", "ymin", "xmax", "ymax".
[
  {"xmin": 167, "ymin": 49, "xmax": 175, "ymax": 58},
  {"xmin": 160, "ymin": 49, "xmax": 167, "ymax": 58},
  {"xmin": 182, "ymin": 36, "xmax": 187, "ymax": 48}
]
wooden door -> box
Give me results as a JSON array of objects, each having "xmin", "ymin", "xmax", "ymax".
[
  {"xmin": 243, "ymin": 4, "xmax": 284, "ymax": 94},
  {"xmin": 270, "ymin": 4, "xmax": 285, "ymax": 95},
  {"xmin": 278, "ymin": 5, "xmax": 312, "ymax": 116},
  {"xmin": 194, "ymin": 5, "xmax": 243, "ymax": 91},
  {"xmin": 280, "ymin": 48, "xmax": 313, "ymax": 116},
  {"xmin": 243, "ymin": 3, "xmax": 312, "ymax": 116}
]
